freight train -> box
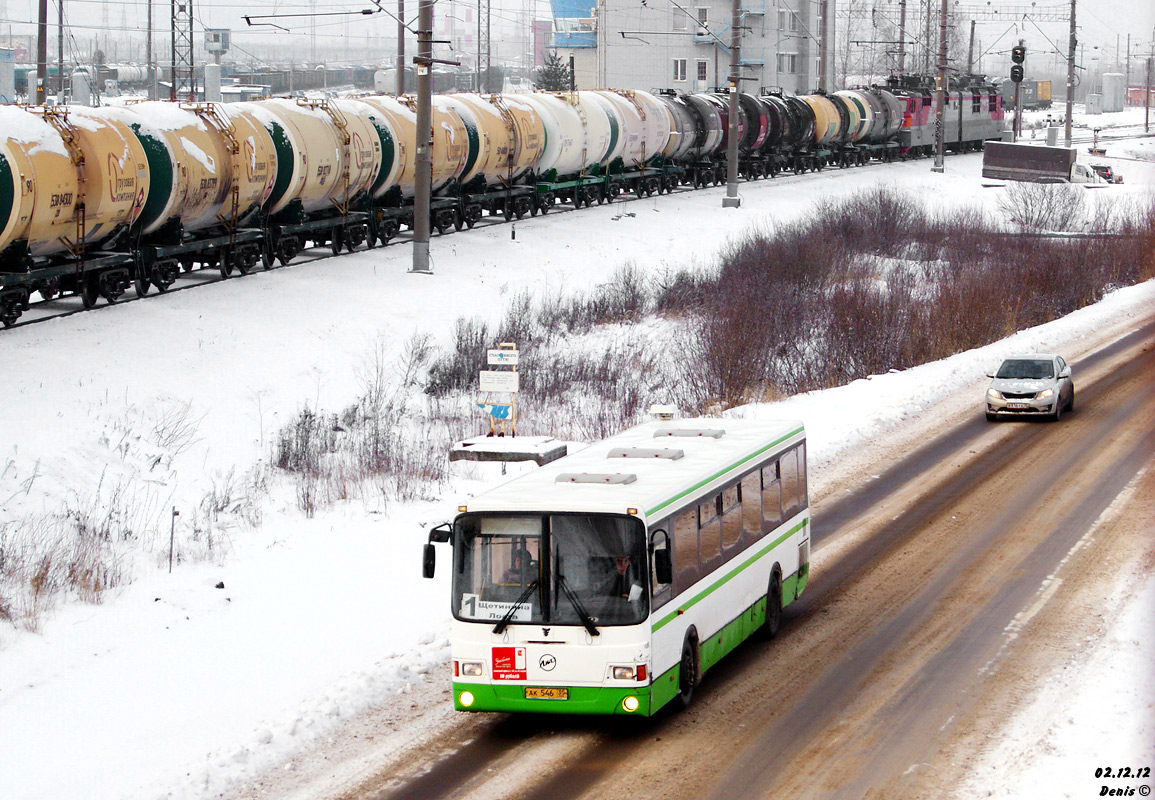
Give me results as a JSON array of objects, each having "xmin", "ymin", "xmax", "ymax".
[{"xmin": 0, "ymin": 79, "xmax": 1005, "ymax": 327}]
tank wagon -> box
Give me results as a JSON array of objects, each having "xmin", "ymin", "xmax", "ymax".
[{"xmin": 0, "ymin": 78, "xmax": 1004, "ymax": 327}]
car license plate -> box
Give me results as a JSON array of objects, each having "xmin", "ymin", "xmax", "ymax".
[
  {"xmin": 1008, "ymin": 402, "xmax": 1029, "ymax": 410},
  {"xmin": 525, "ymin": 686, "xmax": 568, "ymax": 700}
]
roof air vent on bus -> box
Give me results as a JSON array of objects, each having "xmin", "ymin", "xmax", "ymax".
[
  {"xmin": 653, "ymin": 428, "xmax": 725, "ymax": 439},
  {"xmin": 555, "ymin": 472, "xmax": 638, "ymax": 485},
  {"xmin": 607, "ymin": 447, "xmax": 685, "ymax": 460}
]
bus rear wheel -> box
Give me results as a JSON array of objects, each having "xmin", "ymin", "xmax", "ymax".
[
  {"xmin": 763, "ymin": 571, "xmax": 782, "ymax": 639},
  {"xmin": 676, "ymin": 636, "xmax": 698, "ymax": 710}
]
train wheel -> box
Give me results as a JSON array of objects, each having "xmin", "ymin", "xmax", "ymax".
[
  {"xmin": 39, "ymin": 279, "xmax": 60, "ymax": 301},
  {"xmin": 539, "ymin": 192, "xmax": 554, "ymax": 215},
  {"xmin": 347, "ymin": 225, "xmax": 366, "ymax": 251},
  {"xmin": 180, "ymin": 256, "xmax": 195, "ymax": 273},
  {"xmin": 134, "ymin": 276, "xmax": 151, "ymax": 296},
  {"xmin": 330, "ymin": 227, "xmax": 344, "ymax": 255},
  {"xmin": 79, "ymin": 274, "xmax": 100, "ymax": 309},
  {"xmin": 218, "ymin": 247, "xmax": 234, "ymax": 279}
]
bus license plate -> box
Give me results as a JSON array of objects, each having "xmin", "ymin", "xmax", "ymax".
[{"xmin": 525, "ymin": 687, "xmax": 568, "ymax": 700}]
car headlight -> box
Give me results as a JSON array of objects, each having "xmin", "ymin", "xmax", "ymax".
[
  {"xmin": 987, "ymin": 388, "xmax": 1004, "ymax": 400},
  {"xmin": 1037, "ymin": 388, "xmax": 1054, "ymax": 399}
]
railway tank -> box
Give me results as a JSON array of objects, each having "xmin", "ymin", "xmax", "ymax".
[
  {"xmin": 234, "ymin": 97, "xmax": 383, "ymax": 260},
  {"xmin": 0, "ymin": 104, "xmax": 150, "ymax": 306},
  {"xmin": 87, "ymin": 101, "xmax": 278, "ymax": 288}
]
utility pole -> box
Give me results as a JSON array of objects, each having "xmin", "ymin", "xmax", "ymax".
[
  {"xmin": 57, "ymin": 0, "xmax": 64, "ymax": 101},
  {"xmin": 35, "ymin": 0, "xmax": 46, "ymax": 103},
  {"xmin": 966, "ymin": 19, "xmax": 975, "ymax": 76},
  {"xmin": 397, "ymin": 0, "xmax": 405, "ymax": 94},
  {"xmin": 723, "ymin": 0, "xmax": 741, "ymax": 208},
  {"xmin": 147, "ymin": 0, "xmax": 154, "ymax": 99},
  {"xmin": 897, "ymin": 0, "xmax": 907, "ymax": 76},
  {"xmin": 1064, "ymin": 0, "xmax": 1076, "ymax": 145},
  {"xmin": 411, "ymin": 0, "xmax": 433, "ymax": 273},
  {"xmin": 932, "ymin": 0, "xmax": 947, "ymax": 172}
]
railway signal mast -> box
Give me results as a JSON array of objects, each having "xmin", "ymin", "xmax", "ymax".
[{"xmin": 1011, "ymin": 42, "xmax": 1026, "ymax": 139}]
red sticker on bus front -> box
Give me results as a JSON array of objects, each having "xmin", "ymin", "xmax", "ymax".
[{"xmin": 492, "ymin": 646, "xmax": 527, "ymax": 680}]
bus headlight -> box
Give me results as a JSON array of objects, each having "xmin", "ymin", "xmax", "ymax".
[
  {"xmin": 459, "ymin": 690, "xmax": 475, "ymax": 707},
  {"xmin": 612, "ymin": 666, "xmax": 636, "ymax": 680},
  {"xmin": 622, "ymin": 696, "xmax": 640, "ymax": 713},
  {"xmin": 461, "ymin": 661, "xmax": 483, "ymax": 677}
]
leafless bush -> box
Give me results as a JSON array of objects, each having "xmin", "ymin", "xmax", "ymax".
[{"xmin": 998, "ymin": 182, "xmax": 1087, "ymax": 232}]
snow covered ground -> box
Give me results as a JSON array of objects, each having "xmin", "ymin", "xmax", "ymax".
[{"xmin": 1, "ymin": 111, "xmax": 1153, "ymax": 800}]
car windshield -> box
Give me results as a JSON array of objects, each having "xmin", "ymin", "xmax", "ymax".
[
  {"xmin": 452, "ymin": 513, "xmax": 648, "ymax": 628},
  {"xmin": 996, "ymin": 359, "xmax": 1054, "ymax": 380}
]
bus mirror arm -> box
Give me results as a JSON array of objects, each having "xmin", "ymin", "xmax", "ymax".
[{"xmin": 428, "ymin": 522, "xmax": 452, "ymax": 543}]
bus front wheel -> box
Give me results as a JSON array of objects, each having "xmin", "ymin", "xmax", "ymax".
[{"xmin": 676, "ymin": 635, "xmax": 699, "ymax": 710}]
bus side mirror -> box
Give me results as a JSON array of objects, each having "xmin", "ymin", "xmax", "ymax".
[
  {"xmin": 423, "ymin": 542, "xmax": 437, "ymax": 579},
  {"xmin": 654, "ymin": 549, "xmax": 672, "ymax": 585}
]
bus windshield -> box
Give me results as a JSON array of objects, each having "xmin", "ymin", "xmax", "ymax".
[{"xmin": 453, "ymin": 513, "xmax": 648, "ymax": 628}]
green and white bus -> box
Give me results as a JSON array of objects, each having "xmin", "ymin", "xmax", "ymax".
[{"xmin": 422, "ymin": 414, "xmax": 810, "ymax": 716}]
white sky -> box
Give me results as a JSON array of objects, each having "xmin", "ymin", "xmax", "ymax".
[{"xmin": 0, "ymin": 0, "xmax": 1151, "ymax": 73}]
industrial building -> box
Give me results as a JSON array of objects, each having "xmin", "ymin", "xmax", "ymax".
[{"xmin": 547, "ymin": 0, "xmax": 828, "ymax": 94}]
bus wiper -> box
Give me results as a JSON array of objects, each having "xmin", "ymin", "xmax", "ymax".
[
  {"xmin": 493, "ymin": 579, "xmax": 539, "ymax": 634},
  {"xmin": 558, "ymin": 574, "xmax": 600, "ymax": 637}
]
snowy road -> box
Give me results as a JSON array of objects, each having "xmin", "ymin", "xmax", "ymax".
[{"xmin": 241, "ymin": 314, "xmax": 1155, "ymax": 800}]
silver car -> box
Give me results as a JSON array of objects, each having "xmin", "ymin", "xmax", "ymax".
[{"xmin": 985, "ymin": 353, "xmax": 1075, "ymax": 421}]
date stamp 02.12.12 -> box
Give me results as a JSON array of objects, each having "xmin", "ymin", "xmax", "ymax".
[{"xmin": 1094, "ymin": 766, "xmax": 1151, "ymax": 797}]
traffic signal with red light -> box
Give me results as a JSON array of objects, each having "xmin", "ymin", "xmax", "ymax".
[{"xmin": 1011, "ymin": 45, "xmax": 1026, "ymax": 64}]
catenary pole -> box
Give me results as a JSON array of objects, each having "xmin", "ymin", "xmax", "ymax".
[
  {"xmin": 723, "ymin": 0, "xmax": 741, "ymax": 207},
  {"xmin": 411, "ymin": 0, "xmax": 433, "ymax": 273}
]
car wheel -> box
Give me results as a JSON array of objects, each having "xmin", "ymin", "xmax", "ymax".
[
  {"xmin": 1067, "ymin": 389, "xmax": 1075, "ymax": 413},
  {"xmin": 1052, "ymin": 397, "xmax": 1062, "ymax": 422}
]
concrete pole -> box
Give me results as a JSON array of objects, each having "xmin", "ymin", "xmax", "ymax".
[
  {"xmin": 898, "ymin": 0, "xmax": 907, "ymax": 76},
  {"xmin": 1064, "ymin": 0, "xmax": 1076, "ymax": 145},
  {"xmin": 36, "ymin": 0, "xmax": 46, "ymax": 103},
  {"xmin": 932, "ymin": 0, "xmax": 947, "ymax": 172},
  {"xmin": 411, "ymin": 0, "xmax": 433, "ymax": 273},
  {"xmin": 723, "ymin": 0, "xmax": 741, "ymax": 208},
  {"xmin": 397, "ymin": 0, "xmax": 405, "ymax": 94}
]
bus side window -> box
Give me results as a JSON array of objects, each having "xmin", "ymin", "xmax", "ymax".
[
  {"xmin": 797, "ymin": 442, "xmax": 808, "ymax": 511},
  {"xmin": 720, "ymin": 484, "xmax": 742, "ymax": 559},
  {"xmin": 741, "ymin": 471, "xmax": 762, "ymax": 542},
  {"xmin": 699, "ymin": 497, "xmax": 722, "ymax": 573},
  {"xmin": 650, "ymin": 520, "xmax": 674, "ymax": 610},
  {"xmin": 673, "ymin": 506, "xmax": 700, "ymax": 591},
  {"xmin": 781, "ymin": 448, "xmax": 800, "ymax": 519},
  {"xmin": 762, "ymin": 461, "xmax": 782, "ymax": 533}
]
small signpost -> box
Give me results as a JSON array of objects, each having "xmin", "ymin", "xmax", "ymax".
[
  {"xmin": 448, "ymin": 341, "xmax": 568, "ymax": 469},
  {"xmin": 477, "ymin": 342, "xmax": 519, "ymax": 437}
]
